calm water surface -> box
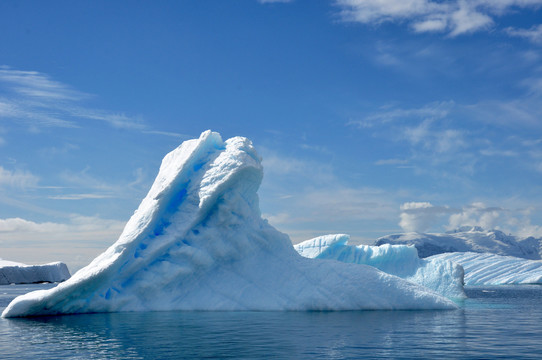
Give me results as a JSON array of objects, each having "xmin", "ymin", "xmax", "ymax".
[{"xmin": 0, "ymin": 284, "xmax": 541, "ymax": 359}]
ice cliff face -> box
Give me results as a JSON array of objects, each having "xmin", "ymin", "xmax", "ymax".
[
  {"xmin": 2, "ymin": 131, "xmax": 455, "ymax": 317},
  {"xmin": 295, "ymin": 234, "xmax": 465, "ymax": 300},
  {"xmin": 0, "ymin": 260, "xmax": 70, "ymax": 285},
  {"xmin": 429, "ymin": 252, "xmax": 542, "ymax": 285},
  {"xmin": 375, "ymin": 227, "xmax": 541, "ymax": 260}
]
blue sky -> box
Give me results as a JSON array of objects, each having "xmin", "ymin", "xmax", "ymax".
[{"xmin": 1, "ymin": 0, "xmax": 542, "ymax": 270}]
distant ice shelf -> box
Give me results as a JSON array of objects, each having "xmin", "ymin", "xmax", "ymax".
[
  {"xmin": 2, "ymin": 131, "xmax": 456, "ymax": 317},
  {"xmin": 295, "ymin": 234, "xmax": 466, "ymax": 300},
  {"xmin": 0, "ymin": 260, "xmax": 70, "ymax": 285},
  {"xmin": 429, "ymin": 252, "xmax": 542, "ymax": 285}
]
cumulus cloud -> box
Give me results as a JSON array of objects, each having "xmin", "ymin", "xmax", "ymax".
[
  {"xmin": 398, "ymin": 201, "xmax": 542, "ymax": 238},
  {"xmin": 398, "ymin": 202, "xmax": 453, "ymax": 232},
  {"xmin": 335, "ymin": 0, "xmax": 542, "ymax": 36},
  {"xmin": 447, "ymin": 202, "xmax": 504, "ymax": 230}
]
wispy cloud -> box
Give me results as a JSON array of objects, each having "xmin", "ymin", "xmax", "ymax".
[
  {"xmin": 258, "ymin": 0, "xmax": 293, "ymax": 3},
  {"xmin": 48, "ymin": 194, "xmax": 115, "ymax": 200},
  {"xmin": 0, "ymin": 166, "xmax": 39, "ymax": 189},
  {"xmin": 0, "ymin": 66, "xmax": 178, "ymax": 135},
  {"xmin": 335, "ymin": 0, "xmax": 542, "ymax": 37},
  {"xmin": 374, "ymin": 158, "xmax": 410, "ymax": 166},
  {"xmin": 506, "ymin": 24, "xmax": 542, "ymax": 44},
  {"xmin": 0, "ymin": 67, "xmax": 87, "ymax": 101},
  {"xmin": 349, "ymin": 91, "xmax": 542, "ymax": 180},
  {"xmin": 259, "ymin": 148, "xmax": 401, "ymax": 242},
  {"xmin": 142, "ymin": 130, "xmax": 191, "ymax": 138},
  {"xmin": 349, "ymin": 101, "xmax": 469, "ymax": 160},
  {"xmin": 0, "ymin": 66, "xmax": 145, "ymax": 130},
  {"xmin": 348, "ymin": 101, "xmax": 454, "ymax": 128}
]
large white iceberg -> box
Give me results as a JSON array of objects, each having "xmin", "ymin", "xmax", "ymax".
[
  {"xmin": 0, "ymin": 259, "xmax": 70, "ymax": 285},
  {"xmin": 429, "ymin": 252, "xmax": 542, "ymax": 285},
  {"xmin": 295, "ymin": 234, "xmax": 465, "ymax": 300},
  {"xmin": 2, "ymin": 131, "xmax": 456, "ymax": 317},
  {"xmin": 375, "ymin": 226, "xmax": 541, "ymax": 260}
]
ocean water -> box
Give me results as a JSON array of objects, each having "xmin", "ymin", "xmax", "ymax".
[{"xmin": 0, "ymin": 284, "xmax": 541, "ymax": 359}]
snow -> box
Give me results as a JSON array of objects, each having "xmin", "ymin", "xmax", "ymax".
[
  {"xmin": 429, "ymin": 252, "xmax": 542, "ymax": 285},
  {"xmin": 375, "ymin": 226, "xmax": 541, "ymax": 259},
  {"xmin": 0, "ymin": 259, "xmax": 70, "ymax": 285},
  {"xmin": 295, "ymin": 234, "xmax": 466, "ymax": 300},
  {"xmin": 2, "ymin": 131, "xmax": 456, "ymax": 317}
]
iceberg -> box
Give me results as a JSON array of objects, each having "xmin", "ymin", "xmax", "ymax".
[
  {"xmin": 375, "ymin": 226, "xmax": 541, "ymax": 260},
  {"xmin": 429, "ymin": 252, "xmax": 542, "ymax": 285},
  {"xmin": 2, "ymin": 131, "xmax": 456, "ymax": 317},
  {"xmin": 295, "ymin": 234, "xmax": 466, "ymax": 300},
  {"xmin": 0, "ymin": 259, "xmax": 70, "ymax": 285}
]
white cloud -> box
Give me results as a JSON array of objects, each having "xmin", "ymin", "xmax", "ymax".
[
  {"xmin": 0, "ymin": 216, "xmax": 121, "ymax": 235},
  {"xmin": 335, "ymin": 0, "xmax": 542, "ymax": 36},
  {"xmin": 48, "ymin": 194, "xmax": 114, "ymax": 200},
  {"xmin": 506, "ymin": 24, "xmax": 542, "ymax": 44},
  {"xmin": 0, "ymin": 67, "xmax": 145, "ymax": 130},
  {"xmin": 399, "ymin": 201, "xmax": 452, "ymax": 232},
  {"xmin": 449, "ymin": 1, "xmax": 493, "ymax": 36},
  {"xmin": 447, "ymin": 202, "xmax": 503, "ymax": 230},
  {"xmin": 0, "ymin": 67, "xmax": 86, "ymax": 101},
  {"xmin": 353, "ymin": 101, "xmax": 467, "ymax": 156},
  {"xmin": 397, "ymin": 201, "xmax": 542, "ymax": 238},
  {"xmin": 349, "ymin": 101, "xmax": 454, "ymax": 128},
  {"xmin": 142, "ymin": 130, "xmax": 190, "ymax": 138},
  {"xmin": 0, "ymin": 215, "xmax": 126, "ymax": 271},
  {"xmin": 259, "ymin": 148, "xmax": 401, "ymax": 242},
  {"xmin": 0, "ymin": 166, "xmax": 39, "ymax": 189}
]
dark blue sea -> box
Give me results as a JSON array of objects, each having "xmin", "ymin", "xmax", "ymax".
[{"xmin": 1, "ymin": 284, "xmax": 541, "ymax": 359}]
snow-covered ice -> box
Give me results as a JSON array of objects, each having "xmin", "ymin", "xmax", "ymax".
[
  {"xmin": 0, "ymin": 259, "xmax": 70, "ymax": 285},
  {"xmin": 375, "ymin": 226, "xmax": 541, "ymax": 259},
  {"xmin": 295, "ymin": 234, "xmax": 465, "ymax": 300},
  {"xmin": 429, "ymin": 252, "xmax": 542, "ymax": 285},
  {"xmin": 2, "ymin": 131, "xmax": 456, "ymax": 317}
]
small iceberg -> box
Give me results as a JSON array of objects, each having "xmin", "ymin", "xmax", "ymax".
[
  {"xmin": 2, "ymin": 131, "xmax": 456, "ymax": 317},
  {"xmin": 0, "ymin": 259, "xmax": 70, "ymax": 285},
  {"xmin": 429, "ymin": 252, "xmax": 542, "ymax": 285},
  {"xmin": 295, "ymin": 234, "xmax": 466, "ymax": 300}
]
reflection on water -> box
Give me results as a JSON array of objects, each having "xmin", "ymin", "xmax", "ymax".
[{"xmin": 0, "ymin": 285, "xmax": 541, "ymax": 359}]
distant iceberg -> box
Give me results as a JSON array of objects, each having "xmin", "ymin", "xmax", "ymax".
[
  {"xmin": 375, "ymin": 227, "xmax": 541, "ymax": 259},
  {"xmin": 295, "ymin": 234, "xmax": 465, "ymax": 300},
  {"xmin": 0, "ymin": 259, "xmax": 70, "ymax": 285},
  {"xmin": 429, "ymin": 252, "xmax": 542, "ymax": 285},
  {"xmin": 2, "ymin": 131, "xmax": 455, "ymax": 317}
]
